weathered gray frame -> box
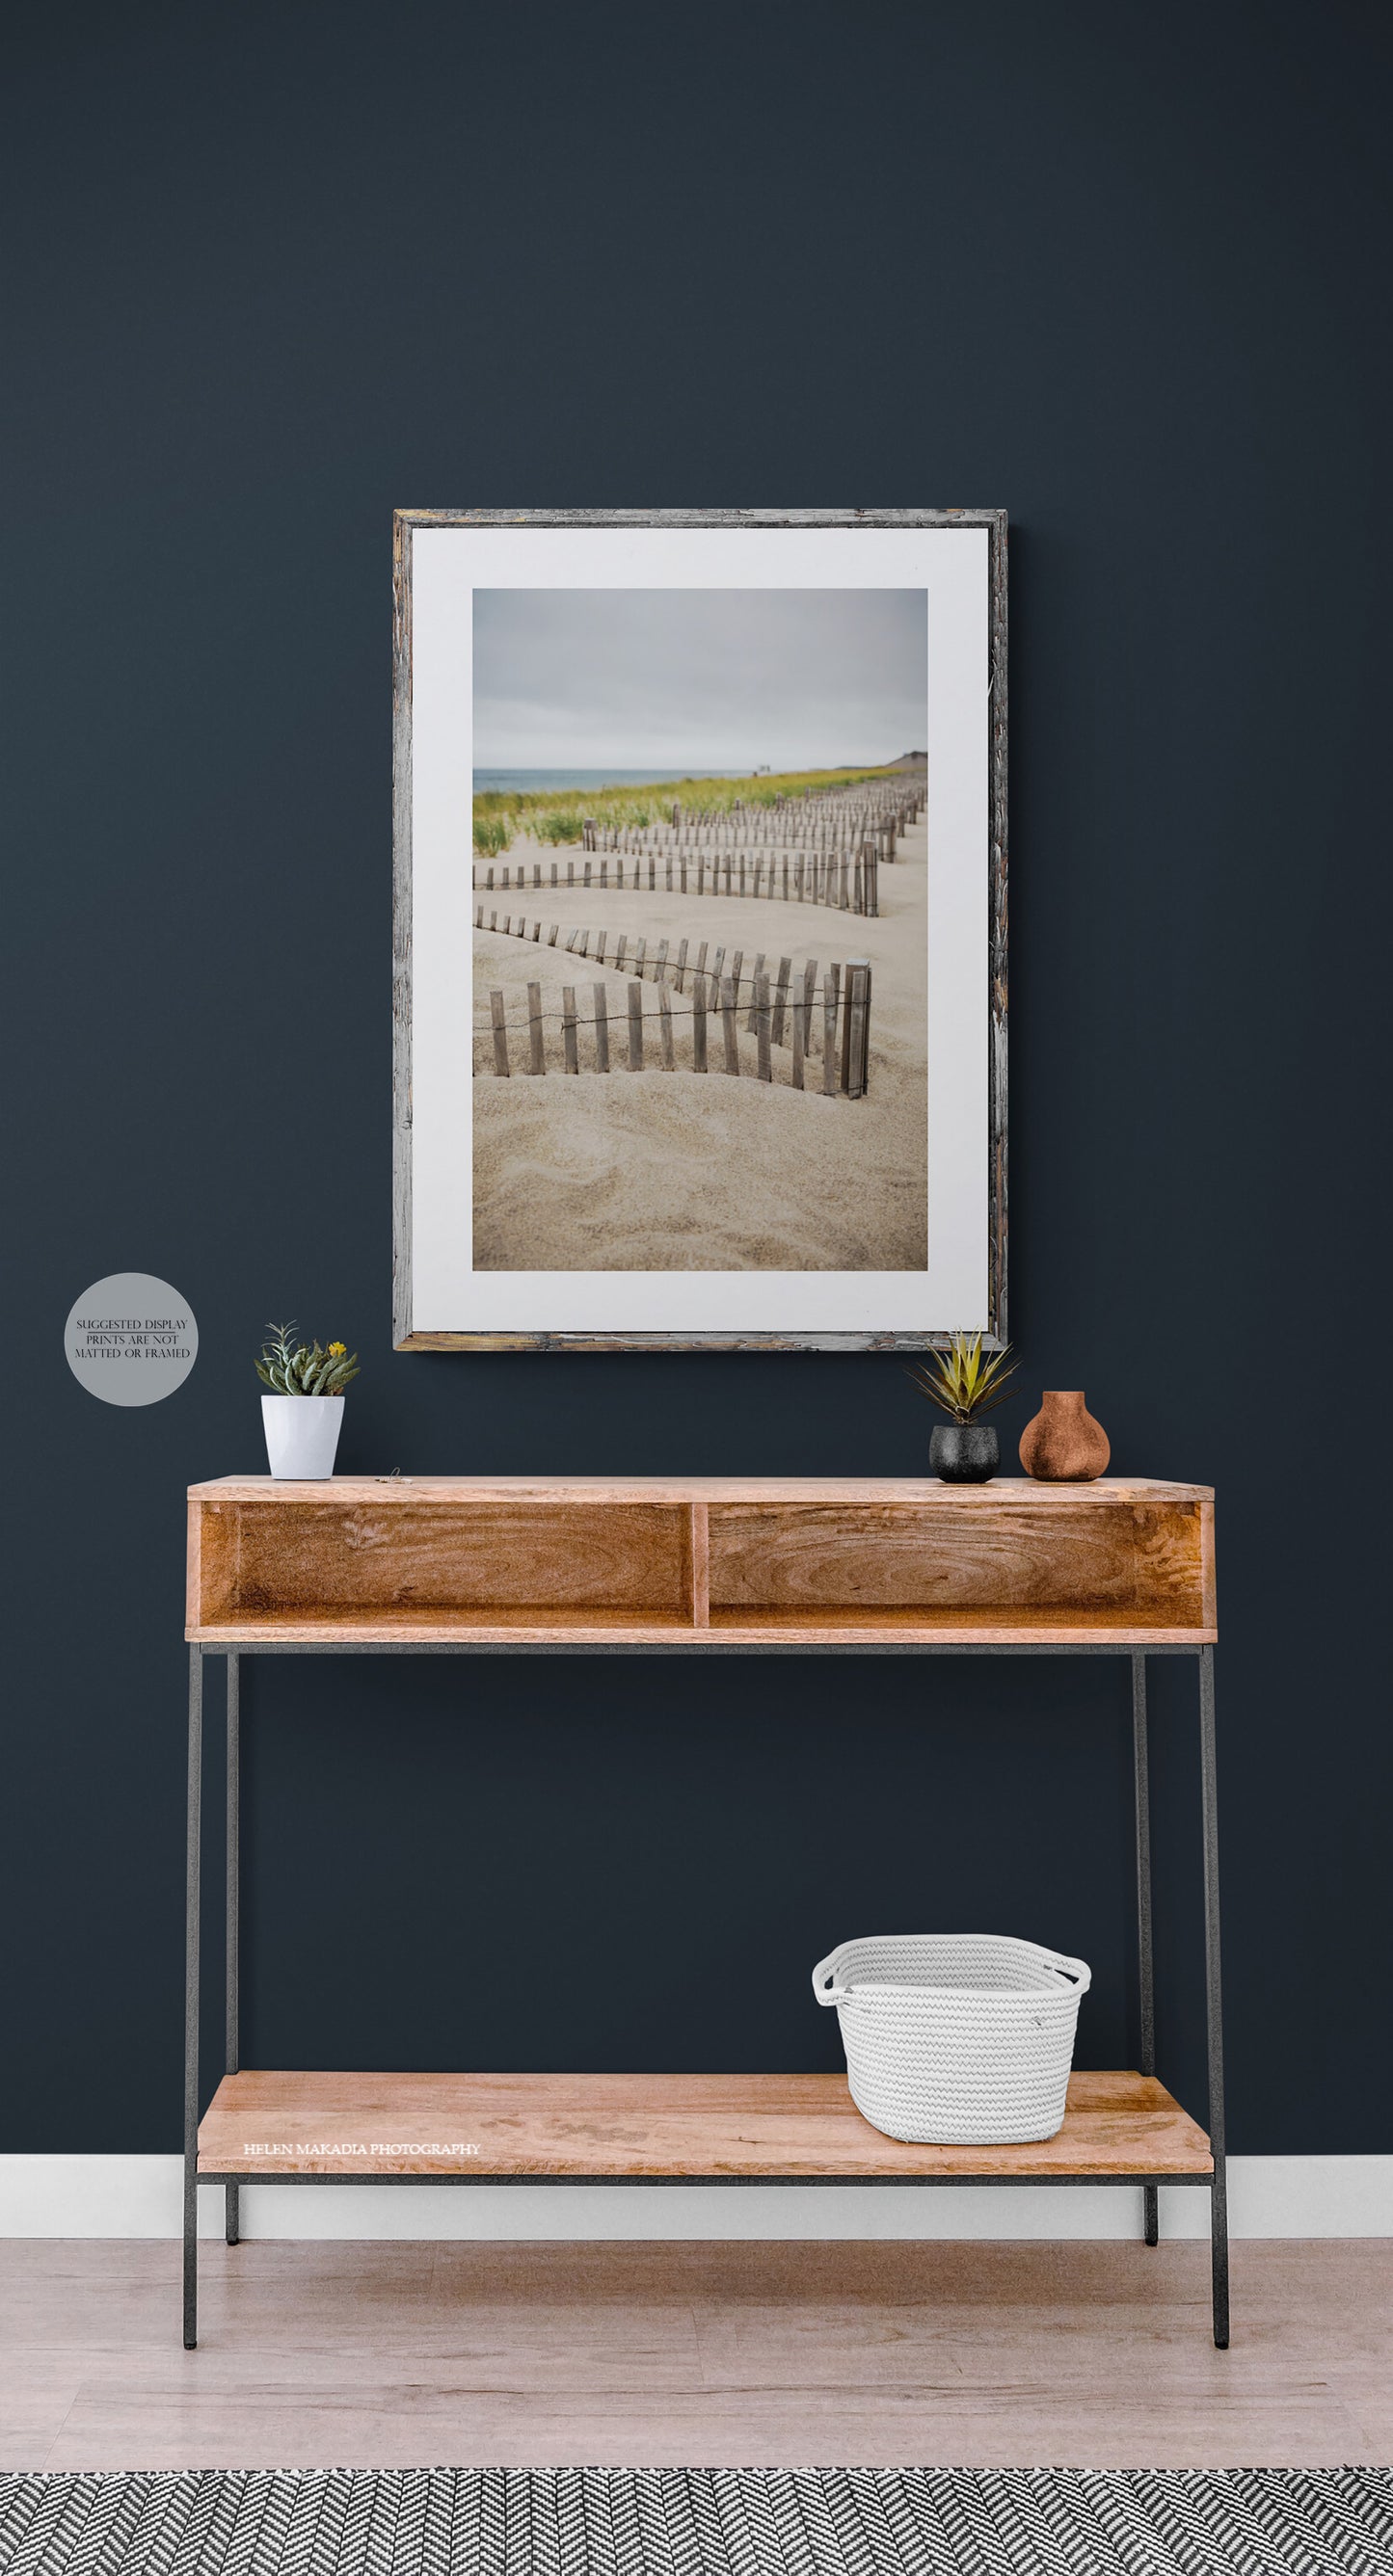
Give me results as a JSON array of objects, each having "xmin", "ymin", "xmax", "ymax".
[{"xmin": 391, "ymin": 507, "xmax": 1007, "ymax": 1353}]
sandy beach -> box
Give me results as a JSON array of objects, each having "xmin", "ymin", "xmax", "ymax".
[{"xmin": 471, "ymin": 814, "xmax": 928, "ymax": 1272}]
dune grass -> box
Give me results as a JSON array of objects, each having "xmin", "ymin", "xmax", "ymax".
[{"xmin": 472, "ymin": 765, "xmax": 889, "ymax": 856}]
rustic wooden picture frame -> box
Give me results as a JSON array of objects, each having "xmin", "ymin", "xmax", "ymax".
[{"xmin": 392, "ymin": 508, "xmax": 1007, "ymax": 1352}]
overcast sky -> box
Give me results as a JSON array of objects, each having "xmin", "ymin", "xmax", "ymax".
[{"xmin": 472, "ymin": 589, "xmax": 926, "ymax": 770}]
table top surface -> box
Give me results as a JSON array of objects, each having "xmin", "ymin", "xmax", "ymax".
[{"xmin": 190, "ymin": 1474, "xmax": 1213, "ymax": 1505}]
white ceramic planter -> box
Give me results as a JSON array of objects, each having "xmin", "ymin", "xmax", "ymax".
[{"xmin": 261, "ymin": 1394, "xmax": 344, "ymax": 1479}]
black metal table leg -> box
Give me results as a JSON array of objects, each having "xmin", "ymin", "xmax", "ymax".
[
  {"xmin": 1198, "ymin": 1643, "xmax": 1229, "ymax": 2346},
  {"xmin": 183, "ymin": 1645, "xmax": 202, "ymax": 2349},
  {"xmin": 1132, "ymin": 1651, "xmax": 1159, "ymax": 2247},
  {"xmin": 225, "ymin": 1649, "xmax": 240, "ymax": 2249}
]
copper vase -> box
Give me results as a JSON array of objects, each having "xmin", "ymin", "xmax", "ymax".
[{"xmin": 1019, "ymin": 1390, "xmax": 1111, "ymax": 1481}]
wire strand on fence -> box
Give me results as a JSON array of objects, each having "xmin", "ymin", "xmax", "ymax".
[{"xmin": 475, "ymin": 911, "xmax": 844, "ymax": 1015}]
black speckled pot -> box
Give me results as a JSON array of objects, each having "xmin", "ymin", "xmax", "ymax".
[{"xmin": 929, "ymin": 1422, "xmax": 1000, "ymax": 1483}]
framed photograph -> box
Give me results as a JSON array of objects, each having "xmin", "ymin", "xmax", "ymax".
[{"xmin": 393, "ymin": 509, "xmax": 1006, "ymax": 1351}]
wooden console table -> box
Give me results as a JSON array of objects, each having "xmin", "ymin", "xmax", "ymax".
[{"xmin": 183, "ymin": 1475, "xmax": 1226, "ymax": 2345}]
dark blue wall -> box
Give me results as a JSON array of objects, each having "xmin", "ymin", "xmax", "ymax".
[{"xmin": 3, "ymin": 1, "xmax": 1388, "ymax": 2155}]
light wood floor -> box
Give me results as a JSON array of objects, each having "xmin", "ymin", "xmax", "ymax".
[{"xmin": 1, "ymin": 2239, "xmax": 1388, "ymax": 2471}]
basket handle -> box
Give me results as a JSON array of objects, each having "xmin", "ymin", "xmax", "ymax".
[
  {"xmin": 813, "ymin": 1943, "xmax": 1092, "ymax": 2005},
  {"xmin": 811, "ymin": 1952, "xmax": 848, "ymax": 2006}
]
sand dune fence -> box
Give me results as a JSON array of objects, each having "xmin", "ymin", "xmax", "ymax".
[
  {"xmin": 471, "ymin": 779, "xmax": 924, "ymax": 922},
  {"xmin": 474, "ymin": 916, "xmax": 871, "ymax": 1098}
]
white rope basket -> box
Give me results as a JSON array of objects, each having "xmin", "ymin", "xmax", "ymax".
[{"xmin": 812, "ymin": 1932, "xmax": 1092, "ymax": 2144}]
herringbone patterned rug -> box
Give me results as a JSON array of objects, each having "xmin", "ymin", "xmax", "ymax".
[{"xmin": 1, "ymin": 2467, "xmax": 1390, "ymax": 2574}]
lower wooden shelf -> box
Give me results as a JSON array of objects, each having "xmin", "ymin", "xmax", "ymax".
[{"xmin": 198, "ymin": 2068, "xmax": 1212, "ymax": 2182}]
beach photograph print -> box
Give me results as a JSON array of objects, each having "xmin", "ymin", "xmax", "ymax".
[{"xmin": 470, "ymin": 589, "xmax": 928, "ymax": 1274}]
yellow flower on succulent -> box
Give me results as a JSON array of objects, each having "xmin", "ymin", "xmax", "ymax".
[{"xmin": 328, "ymin": 1341, "xmax": 346, "ymax": 1356}]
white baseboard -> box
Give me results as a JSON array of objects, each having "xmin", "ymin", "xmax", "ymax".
[{"xmin": 2, "ymin": 2156, "xmax": 1391, "ymax": 2240}]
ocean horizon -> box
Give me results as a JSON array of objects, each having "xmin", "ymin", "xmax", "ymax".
[{"xmin": 473, "ymin": 767, "xmax": 763, "ymax": 796}]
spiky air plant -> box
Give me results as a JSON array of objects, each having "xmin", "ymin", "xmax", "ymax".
[
  {"xmin": 254, "ymin": 1321, "xmax": 361, "ymax": 1396},
  {"xmin": 905, "ymin": 1332, "xmax": 1019, "ymax": 1423}
]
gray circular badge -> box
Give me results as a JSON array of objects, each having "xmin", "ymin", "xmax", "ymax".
[{"xmin": 65, "ymin": 1273, "xmax": 199, "ymax": 1406}]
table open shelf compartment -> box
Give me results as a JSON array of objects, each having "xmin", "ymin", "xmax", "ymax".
[{"xmin": 187, "ymin": 1475, "xmax": 1217, "ymax": 1646}]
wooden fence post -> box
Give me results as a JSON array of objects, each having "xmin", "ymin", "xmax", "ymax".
[
  {"xmin": 615, "ymin": 935, "xmax": 627, "ymax": 974},
  {"xmin": 720, "ymin": 974, "xmax": 740, "ymax": 1075},
  {"xmin": 491, "ymin": 992, "xmax": 510, "ymax": 1077},
  {"xmin": 771, "ymin": 956, "xmax": 791, "ymax": 1048},
  {"xmin": 755, "ymin": 970, "xmax": 772, "ymax": 1081},
  {"xmin": 562, "ymin": 989, "xmax": 578, "ymax": 1073},
  {"xmin": 634, "ymin": 937, "xmax": 647, "ymax": 980},
  {"xmin": 527, "ymin": 983, "xmax": 545, "ymax": 1074},
  {"xmin": 746, "ymin": 952, "xmax": 765, "ymax": 1033},
  {"xmin": 627, "ymin": 981, "xmax": 644, "ymax": 1072},
  {"xmin": 593, "ymin": 983, "xmax": 609, "ymax": 1072},
  {"xmin": 658, "ymin": 984, "xmax": 674, "ymax": 1069},
  {"xmin": 802, "ymin": 957, "xmax": 818, "ymax": 1056},
  {"xmin": 548, "ymin": 923, "xmax": 558, "ymax": 945},
  {"xmin": 596, "ymin": 930, "xmax": 607, "ymax": 965},
  {"xmin": 822, "ymin": 965, "xmax": 840, "ymax": 1096},
  {"xmin": 675, "ymin": 937, "xmax": 688, "ymax": 993},
  {"xmin": 844, "ymin": 959, "xmax": 871, "ymax": 1098},
  {"xmin": 656, "ymin": 939, "xmax": 669, "ymax": 982},
  {"xmin": 692, "ymin": 976, "xmax": 708, "ymax": 1072},
  {"xmin": 839, "ymin": 960, "xmax": 852, "ymax": 1091}
]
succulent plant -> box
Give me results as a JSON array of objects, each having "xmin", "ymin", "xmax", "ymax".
[
  {"xmin": 255, "ymin": 1321, "xmax": 360, "ymax": 1397},
  {"xmin": 906, "ymin": 1332, "xmax": 1019, "ymax": 1424}
]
